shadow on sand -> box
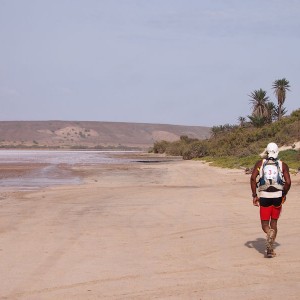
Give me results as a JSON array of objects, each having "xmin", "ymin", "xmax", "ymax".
[{"xmin": 245, "ymin": 238, "xmax": 280, "ymax": 256}]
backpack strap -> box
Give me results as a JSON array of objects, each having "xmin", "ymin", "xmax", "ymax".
[
  {"xmin": 257, "ymin": 159, "xmax": 266, "ymax": 187},
  {"xmin": 258, "ymin": 159, "xmax": 267, "ymax": 178},
  {"xmin": 277, "ymin": 160, "xmax": 284, "ymax": 184}
]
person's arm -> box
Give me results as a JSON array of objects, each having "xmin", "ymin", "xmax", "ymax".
[
  {"xmin": 250, "ymin": 161, "xmax": 261, "ymax": 206},
  {"xmin": 282, "ymin": 162, "xmax": 291, "ymax": 195}
]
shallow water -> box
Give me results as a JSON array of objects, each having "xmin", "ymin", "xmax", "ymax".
[
  {"xmin": 0, "ymin": 150, "xmax": 138, "ymax": 190},
  {"xmin": 0, "ymin": 149, "xmax": 134, "ymax": 165}
]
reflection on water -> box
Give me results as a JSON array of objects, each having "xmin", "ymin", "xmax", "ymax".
[{"xmin": 0, "ymin": 150, "xmax": 138, "ymax": 190}]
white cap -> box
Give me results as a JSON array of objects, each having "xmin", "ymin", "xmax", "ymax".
[{"xmin": 267, "ymin": 142, "xmax": 279, "ymax": 159}]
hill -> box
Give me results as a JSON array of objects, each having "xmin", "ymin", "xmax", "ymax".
[{"xmin": 0, "ymin": 121, "xmax": 211, "ymax": 150}]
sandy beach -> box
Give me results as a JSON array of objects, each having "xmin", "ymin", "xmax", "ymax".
[{"xmin": 1, "ymin": 158, "xmax": 300, "ymax": 299}]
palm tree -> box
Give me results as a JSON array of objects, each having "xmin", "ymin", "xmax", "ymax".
[
  {"xmin": 273, "ymin": 105, "xmax": 287, "ymax": 120},
  {"xmin": 238, "ymin": 116, "xmax": 246, "ymax": 127},
  {"xmin": 265, "ymin": 102, "xmax": 276, "ymax": 124},
  {"xmin": 249, "ymin": 89, "xmax": 269, "ymax": 119},
  {"xmin": 272, "ymin": 78, "xmax": 290, "ymax": 120},
  {"xmin": 248, "ymin": 115, "xmax": 266, "ymax": 128}
]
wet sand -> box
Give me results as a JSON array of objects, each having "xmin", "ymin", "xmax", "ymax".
[
  {"xmin": 0, "ymin": 163, "xmax": 48, "ymax": 179},
  {"xmin": 0, "ymin": 159, "xmax": 300, "ymax": 299}
]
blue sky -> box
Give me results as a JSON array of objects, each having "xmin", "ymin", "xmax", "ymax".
[{"xmin": 0, "ymin": 0, "xmax": 299, "ymax": 126}]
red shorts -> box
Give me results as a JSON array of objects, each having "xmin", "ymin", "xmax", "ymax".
[
  {"xmin": 259, "ymin": 197, "xmax": 283, "ymax": 220},
  {"xmin": 260, "ymin": 205, "xmax": 282, "ymax": 220}
]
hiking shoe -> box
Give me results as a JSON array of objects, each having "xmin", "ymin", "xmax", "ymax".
[{"xmin": 266, "ymin": 248, "xmax": 276, "ymax": 258}]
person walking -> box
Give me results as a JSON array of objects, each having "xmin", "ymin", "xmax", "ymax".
[{"xmin": 250, "ymin": 142, "xmax": 291, "ymax": 258}]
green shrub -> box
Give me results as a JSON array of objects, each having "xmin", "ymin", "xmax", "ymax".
[
  {"xmin": 153, "ymin": 140, "xmax": 170, "ymax": 154},
  {"xmin": 151, "ymin": 108, "xmax": 300, "ymax": 169}
]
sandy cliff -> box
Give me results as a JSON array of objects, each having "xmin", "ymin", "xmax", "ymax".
[{"xmin": 0, "ymin": 121, "xmax": 211, "ymax": 149}]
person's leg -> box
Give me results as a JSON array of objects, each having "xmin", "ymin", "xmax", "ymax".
[
  {"xmin": 261, "ymin": 220, "xmax": 270, "ymax": 234},
  {"xmin": 263, "ymin": 206, "xmax": 281, "ymax": 257},
  {"xmin": 260, "ymin": 206, "xmax": 272, "ymax": 233},
  {"xmin": 259, "ymin": 199, "xmax": 281, "ymax": 257},
  {"xmin": 270, "ymin": 205, "xmax": 281, "ymax": 241},
  {"xmin": 265, "ymin": 218, "xmax": 278, "ymax": 257},
  {"xmin": 270, "ymin": 218, "xmax": 278, "ymax": 240},
  {"xmin": 260, "ymin": 206, "xmax": 275, "ymax": 257}
]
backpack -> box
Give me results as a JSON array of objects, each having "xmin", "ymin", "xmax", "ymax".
[{"xmin": 257, "ymin": 158, "xmax": 284, "ymax": 191}]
